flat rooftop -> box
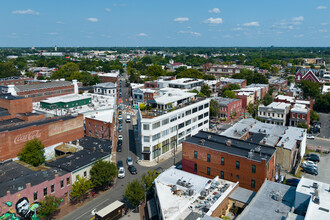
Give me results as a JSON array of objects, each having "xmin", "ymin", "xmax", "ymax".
[
  {"xmin": 168, "ymin": 78, "xmax": 204, "ymax": 85},
  {"xmin": 261, "ymin": 102, "xmax": 291, "ymax": 110},
  {"xmin": 15, "ymin": 81, "xmax": 73, "ymax": 92},
  {"xmin": 213, "ymin": 97, "xmax": 240, "ymax": 106},
  {"xmin": 185, "ymin": 131, "xmax": 276, "ymax": 163},
  {"xmin": 0, "ymin": 93, "xmax": 25, "ymax": 100},
  {"xmin": 237, "ymin": 180, "xmax": 296, "ymax": 220},
  {"xmin": 41, "ymin": 94, "xmax": 91, "ymax": 104},
  {"xmin": 72, "ymin": 136, "xmax": 112, "ymax": 153},
  {"xmin": 94, "ymin": 82, "xmax": 117, "ymax": 88},
  {"xmin": 153, "ymin": 91, "xmax": 195, "ymax": 105},
  {"xmin": 85, "ymin": 109, "xmax": 114, "ymax": 123},
  {"xmin": 0, "ymin": 118, "xmax": 24, "ymax": 127},
  {"xmin": 155, "ymin": 166, "xmax": 237, "ymax": 220}
]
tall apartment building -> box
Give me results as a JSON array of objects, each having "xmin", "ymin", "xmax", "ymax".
[
  {"xmin": 137, "ymin": 90, "xmax": 210, "ymax": 161},
  {"xmin": 258, "ymin": 102, "xmax": 291, "ymax": 126}
]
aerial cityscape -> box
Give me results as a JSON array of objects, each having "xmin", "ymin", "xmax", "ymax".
[{"xmin": 0, "ymin": 1, "xmax": 330, "ymax": 220}]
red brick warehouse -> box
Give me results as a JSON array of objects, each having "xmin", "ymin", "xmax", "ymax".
[{"xmin": 182, "ymin": 131, "xmax": 276, "ymax": 191}]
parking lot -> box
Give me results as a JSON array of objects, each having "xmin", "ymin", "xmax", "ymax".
[
  {"xmin": 302, "ymin": 153, "xmax": 330, "ymax": 184},
  {"xmin": 315, "ymin": 112, "xmax": 330, "ymax": 139}
]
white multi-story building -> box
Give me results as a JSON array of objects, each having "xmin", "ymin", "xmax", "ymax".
[
  {"xmin": 137, "ymin": 91, "xmax": 210, "ymax": 161},
  {"xmin": 258, "ymin": 102, "xmax": 291, "ymax": 126}
]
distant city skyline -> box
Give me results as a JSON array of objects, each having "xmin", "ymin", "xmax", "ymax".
[{"xmin": 1, "ymin": 0, "xmax": 329, "ymax": 47}]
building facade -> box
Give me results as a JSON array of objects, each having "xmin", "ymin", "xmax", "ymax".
[
  {"xmin": 289, "ymin": 104, "xmax": 311, "ymax": 127},
  {"xmin": 93, "ymin": 82, "xmax": 117, "ymax": 98},
  {"xmin": 258, "ymin": 102, "xmax": 291, "ymax": 126},
  {"xmin": 213, "ymin": 97, "xmax": 242, "ymax": 120},
  {"xmin": 85, "ymin": 110, "xmax": 114, "ymax": 140},
  {"xmin": 182, "ymin": 131, "xmax": 276, "ymax": 191}
]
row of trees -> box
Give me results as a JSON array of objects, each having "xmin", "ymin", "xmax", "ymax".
[{"xmin": 231, "ymin": 69, "xmax": 268, "ymax": 85}]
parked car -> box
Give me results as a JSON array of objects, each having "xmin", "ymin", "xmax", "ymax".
[
  {"xmin": 307, "ymin": 135, "xmax": 315, "ymax": 140},
  {"xmin": 126, "ymin": 115, "xmax": 131, "ymax": 123},
  {"xmin": 118, "ymin": 115, "xmax": 123, "ymax": 121},
  {"xmin": 127, "ymin": 156, "xmax": 133, "ymax": 166},
  {"xmin": 118, "ymin": 167, "xmax": 125, "ymax": 178},
  {"xmin": 118, "ymin": 127, "xmax": 122, "ymax": 133},
  {"xmin": 128, "ymin": 165, "xmax": 137, "ymax": 174},
  {"xmin": 301, "ymin": 161, "xmax": 318, "ymax": 170},
  {"xmin": 117, "ymin": 160, "xmax": 123, "ymax": 169},
  {"xmin": 304, "ymin": 154, "xmax": 320, "ymax": 162},
  {"xmin": 116, "ymin": 143, "xmax": 122, "ymax": 152},
  {"xmin": 118, "ymin": 135, "xmax": 123, "ymax": 141},
  {"xmin": 285, "ymin": 178, "xmax": 300, "ymax": 187},
  {"xmin": 302, "ymin": 166, "xmax": 318, "ymax": 175}
]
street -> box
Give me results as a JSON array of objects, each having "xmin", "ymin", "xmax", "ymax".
[
  {"xmin": 315, "ymin": 112, "xmax": 330, "ymax": 139},
  {"xmin": 61, "ymin": 72, "xmax": 182, "ymax": 220}
]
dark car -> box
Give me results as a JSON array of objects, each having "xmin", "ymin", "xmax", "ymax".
[
  {"xmin": 285, "ymin": 178, "xmax": 300, "ymax": 187},
  {"xmin": 304, "ymin": 154, "xmax": 320, "ymax": 162},
  {"xmin": 117, "ymin": 143, "xmax": 122, "ymax": 152},
  {"xmin": 128, "ymin": 165, "xmax": 137, "ymax": 174},
  {"xmin": 118, "ymin": 126, "xmax": 122, "ymax": 133},
  {"xmin": 303, "ymin": 166, "xmax": 318, "ymax": 175},
  {"xmin": 117, "ymin": 160, "xmax": 123, "ymax": 169}
]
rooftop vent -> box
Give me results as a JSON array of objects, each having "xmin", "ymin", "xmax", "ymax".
[
  {"xmin": 200, "ymin": 139, "xmax": 205, "ymax": 145},
  {"xmin": 226, "ymin": 139, "xmax": 232, "ymax": 147},
  {"xmin": 248, "ymin": 151, "xmax": 253, "ymax": 159},
  {"xmin": 255, "ymin": 146, "xmax": 261, "ymax": 152},
  {"xmin": 271, "ymin": 191, "xmax": 283, "ymax": 201},
  {"xmin": 313, "ymin": 182, "xmax": 319, "ymax": 189},
  {"xmin": 208, "ymin": 135, "xmax": 212, "ymax": 139}
]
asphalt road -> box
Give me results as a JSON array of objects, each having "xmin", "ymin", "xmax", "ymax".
[
  {"xmin": 61, "ymin": 73, "xmax": 181, "ymax": 220},
  {"xmin": 315, "ymin": 112, "xmax": 330, "ymax": 139},
  {"xmin": 307, "ymin": 138, "xmax": 330, "ymax": 150},
  {"xmin": 302, "ymin": 154, "xmax": 330, "ymax": 184}
]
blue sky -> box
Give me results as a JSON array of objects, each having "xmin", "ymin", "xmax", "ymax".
[{"xmin": 0, "ymin": 0, "xmax": 329, "ymax": 47}]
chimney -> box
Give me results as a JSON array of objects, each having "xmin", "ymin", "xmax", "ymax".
[
  {"xmin": 263, "ymin": 139, "xmax": 266, "ymax": 144},
  {"xmin": 226, "ymin": 139, "xmax": 232, "ymax": 146},
  {"xmin": 26, "ymin": 183, "xmax": 31, "ymax": 188},
  {"xmin": 72, "ymin": 80, "xmax": 78, "ymax": 94},
  {"xmin": 7, "ymin": 191, "xmax": 11, "ymax": 196},
  {"xmin": 281, "ymin": 142, "xmax": 284, "ymax": 147}
]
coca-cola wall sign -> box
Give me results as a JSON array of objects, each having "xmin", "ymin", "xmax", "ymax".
[{"xmin": 14, "ymin": 130, "xmax": 42, "ymax": 144}]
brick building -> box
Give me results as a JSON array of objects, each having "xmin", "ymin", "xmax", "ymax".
[
  {"xmin": 289, "ymin": 104, "xmax": 311, "ymax": 127},
  {"xmin": 269, "ymin": 79, "xmax": 288, "ymax": 92},
  {"xmin": 144, "ymin": 81, "xmax": 158, "ymax": 89},
  {"xmin": 0, "ymin": 76, "xmax": 30, "ymax": 87},
  {"xmin": 97, "ymin": 72, "xmax": 119, "ymax": 84},
  {"xmin": 0, "ymin": 114, "xmax": 84, "ymax": 161},
  {"xmin": 3, "ymin": 80, "xmax": 79, "ymax": 102},
  {"xmin": 182, "ymin": 131, "xmax": 276, "ymax": 191},
  {"xmin": 0, "ymin": 94, "xmax": 33, "ymax": 121},
  {"xmin": 216, "ymin": 78, "xmax": 247, "ymax": 91},
  {"xmin": 213, "ymin": 97, "xmax": 242, "ymax": 120},
  {"xmin": 85, "ymin": 110, "xmax": 114, "ymax": 140}
]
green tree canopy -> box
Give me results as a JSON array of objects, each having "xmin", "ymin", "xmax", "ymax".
[
  {"xmin": 124, "ymin": 179, "xmax": 145, "ymax": 208},
  {"xmin": 314, "ymin": 93, "xmax": 330, "ymax": 113},
  {"xmin": 70, "ymin": 175, "xmax": 93, "ymax": 202},
  {"xmin": 18, "ymin": 138, "xmax": 45, "ymax": 166},
  {"xmin": 262, "ymin": 93, "xmax": 273, "ymax": 106},
  {"xmin": 141, "ymin": 170, "xmax": 159, "ymax": 193},
  {"xmin": 201, "ymin": 84, "xmax": 211, "ymax": 97},
  {"xmin": 222, "ymin": 90, "xmax": 236, "ymax": 98},
  {"xmin": 176, "ymin": 69, "xmax": 204, "ymax": 79},
  {"xmin": 210, "ymin": 99, "xmax": 219, "ymax": 117},
  {"xmin": 38, "ymin": 195, "xmax": 62, "ymax": 219},
  {"xmin": 0, "ymin": 61, "xmax": 20, "ymax": 78},
  {"xmin": 231, "ymin": 69, "xmax": 268, "ymax": 85},
  {"xmin": 221, "ymin": 84, "xmax": 240, "ymax": 93},
  {"xmin": 90, "ymin": 160, "xmax": 118, "ymax": 188},
  {"xmin": 51, "ymin": 62, "xmax": 80, "ymax": 79},
  {"xmin": 310, "ymin": 110, "xmax": 320, "ymax": 122},
  {"xmin": 298, "ymin": 80, "xmax": 321, "ymax": 98},
  {"xmin": 139, "ymin": 103, "xmax": 146, "ymax": 110},
  {"xmin": 297, "ymin": 122, "xmax": 309, "ymax": 130}
]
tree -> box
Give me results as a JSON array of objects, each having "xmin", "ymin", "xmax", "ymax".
[
  {"xmin": 203, "ymin": 74, "xmax": 216, "ymax": 80},
  {"xmin": 297, "ymin": 122, "xmax": 309, "ymax": 130},
  {"xmin": 174, "ymin": 66, "xmax": 187, "ymax": 75},
  {"xmin": 37, "ymin": 195, "xmax": 62, "ymax": 219},
  {"xmin": 18, "ymin": 138, "xmax": 45, "ymax": 166},
  {"xmin": 298, "ymin": 80, "xmax": 321, "ymax": 98},
  {"xmin": 141, "ymin": 56, "xmax": 153, "ymax": 65},
  {"xmin": 231, "ymin": 69, "xmax": 268, "ymax": 85},
  {"xmin": 201, "ymin": 84, "xmax": 211, "ymax": 97},
  {"xmin": 210, "ymin": 99, "xmax": 219, "ymax": 117},
  {"xmin": 177, "ymin": 69, "xmax": 204, "ymax": 79},
  {"xmin": 124, "ymin": 179, "xmax": 145, "ymax": 208},
  {"xmin": 90, "ymin": 160, "xmax": 118, "ymax": 189},
  {"xmin": 310, "ymin": 110, "xmax": 320, "ymax": 122},
  {"xmin": 222, "ymin": 90, "xmax": 236, "ymax": 98},
  {"xmin": 0, "ymin": 62, "xmax": 20, "ymax": 78},
  {"xmin": 221, "ymin": 84, "xmax": 240, "ymax": 93},
  {"xmin": 141, "ymin": 170, "xmax": 159, "ymax": 193},
  {"xmin": 51, "ymin": 62, "xmax": 79, "ymax": 79},
  {"xmin": 271, "ymin": 66, "xmax": 279, "ymax": 74},
  {"xmin": 139, "ymin": 103, "xmax": 146, "ymax": 110},
  {"xmin": 70, "ymin": 175, "xmax": 93, "ymax": 202},
  {"xmin": 263, "ymin": 93, "xmax": 273, "ymax": 106},
  {"xmin": 314, "ymin": 93, "xmax": 330, "ymax": 113}
]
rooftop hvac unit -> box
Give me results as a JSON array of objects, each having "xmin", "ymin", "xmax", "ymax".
[
  {"xmin": 200, "ymin": 190, "xmax": 207, "ymax": 197},
  {"xmin": 172, "ymin": 185, "xmax": 177, "ymax": 192},
  {"xmin": 313, "ymin": 182, "xmax": 319, "ymax": 189},
  {"xmin": 188, "ymin": 189, "xmax": 194, "ymax": 196}
]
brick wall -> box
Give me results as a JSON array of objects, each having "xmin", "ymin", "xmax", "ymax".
[
  {"xmin": 85, "ymin": 117, "xmax": 114, "ymax": 140},
  {"xmin": 17, "ymin": 85, "xmax": 74, "ymax": 102},
  {"xmin": 99, "ymin": 76, "xmax": 118, "ymax": 84},
  {"xmin": 182, "ymin": 142, "xmax": 275, "ymax": 191},
  {"xmin": 0, "ymin": 115, "xmax": 84, "ymax": 161}
]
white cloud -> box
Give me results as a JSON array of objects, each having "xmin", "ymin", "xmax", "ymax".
[
  {"xmin": 12, "ymin": 9, "xmax": 39, "ymax": 15},
  {"xmin": 105, "ymin": 8, "xmax": 111, "ymax": 12},
  {"xmin": 208, "ymin": 8, "xmax": 221, "ymax": 13},
  {"xmin": 138, "ymin": 33, "xmax": 148, "ymax": 37},
  {"xmin": 87, "ymin": 18, "xmax": 98, "ymax": 22},
  {"xmin": 204, "ymin": 17, "xmax": 223, "ymax": 24},
  {"xmin": 316, "ymin": 6, "xmax": 327, "ymax": 10},
  {"xmin": 319, "ymin": 29, "xmax": 328, "ymax": 33},
  {"xmin": 292, "ymin": 16, "xmax": 304, "ymax": 22},
  {"xmin": 174, "ymin": 17, "xmax": 189, "ymax": 23},
  {"xmin": 232, "ymin": 26, "xmax": 244, "ymax": 31},
  {"xmin": 178, "ymin": 30, "xmax": 201, "ymax": 36},
  {"xmin": 294, "ymin": 34, "xmax": 304, "ymax": 38},
  {"xmin": 242, "ymin": 21, "xmax": 260, "ymax": 27},
  {"xmin": 321, "ymin": 22, "xmax": 330, "ymax": 26}
]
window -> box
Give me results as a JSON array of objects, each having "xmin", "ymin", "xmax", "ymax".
[
  {"xmin": 185, "ymin": 120, "xmax": 191, "ymax": 126},
  {"xmin": 207, "ymin": 154, "xmax": 211, "ymax": 162},
  {"xmin": 84, "ymin": 171, "xmax": 87, "ymax": 178},
  {"xmin": 221, "ymin": 157, "xmax": 225, "ymax": 165},
  {"xmin": 89, "ymin": 130, "xmax": 92, "ymax": 135},
  {"xmin": 67, "ymin": 177, "xmax": 70, "ymax": 186},
  {"xmin": 152, "ymin": 122, "xmax": 161, "ymax": 129},
  {"xmin": 198, "ymin": 122, "xmax": 203, "ymax": 127},
  {"xmin": 192, "ymin": 107, "xmax": 197, "ymax": 113},
  {"xmin": 252, "ymin": 165, "xmax": 256, "ymax": 173},
  {"xmin": 60, "ymin": 180, "xmax": 64, "ymax": 188},
  {"xmin": 251, "ymin": 180, "xmax": 255, "ymax": 188},
  {"xmin": 194, "ymin": 164, "xmax": 197, "ymax": 172},
  {"xmin": 34, "ymin": 191, "xmax": 38, "ymax": 201},
  {"xmin": 143, "ymin": 124, "xmax": 150, "ymax": 130},
  {"xmin": 192, "ymin": 117, "xmax": 197, "ymax": 123},
  {"xmin": 198, "ymin": 114, "xmax": 203, "ymax": 120},
  {"xmin": 207, "ymin": 167, "xmax": 211, "ymax": 176},
  {"xmin": 170, "ymin": 126, "xmax": 177, "ymax": 133},
  {"xmin": 199, "ymin": 105, "xmax": 203, "ymax": 111},
  {"xmin": 95, "ymin": 124, "xmax": 97, "ymax": 128},
  {"xmin": 236, "ymin": 175, "xmax": 239, "ymax": 179},
  {"xmin": 194, "ymin": 151, "xmax": 198, "ymax": 159},
  {"xmin": 162, "ymin": 118, "xmax": 169, "ymax": 125},
  {"xmin": 161, "ymin": 129, "xmax": 169, "ymax": 137},
  {"xmin": 204, "ymin": 120, "xmax": 208, "ymax": 124},
  {"xmin": 236, "ymin": 161, "xmax": 240, "ymax": 169},
  {"xmin": 43, "ymin": 187, "xmax": 48, "ymax": 196},
  {"xmin": 152, "ymin": 133, "xmax": 161, "ymax": 141},
  {"xmin": 144, "ymin": 136, "xmax": 150, "ymax": 142},
  {"xmin": 178, "ymin": 122, "xmax": 184, "ymax": 129},
  {"xmin": 204, "ymin": 112, "xmax": 209, "ymax": 118},
  {"xmin": 220, "ymin": 171, "xmax": 224, "ymax": 179},
  {"xmin": 51, "ymin": 184, "xmax": 55, "ymax": 193},
  {"xmin": 170, "ymin": 115, "xmax": 177, "ymax": 122},
  {"xmin": 186, "ymin": 110, "xmax": 191, "ymax": 116},
  {"xmin": 204, "ymin": 103, "xmax": 209, "ymax": 108}
]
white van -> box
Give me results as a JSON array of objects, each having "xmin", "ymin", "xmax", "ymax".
[{"xmin": 126, "ymin": 115, "xmax": 131, "ymax": 123}]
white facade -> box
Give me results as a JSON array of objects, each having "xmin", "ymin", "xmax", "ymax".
[
  {"xmin": 258, "ymin": 102, "xmax": 291, "ymax": 126},
  {"xmin": 137, "ymin": 99, "xmax": 210, "ymax": 161}
]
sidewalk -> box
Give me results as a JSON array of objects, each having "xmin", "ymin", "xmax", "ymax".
[{"xmin": 138, "ymin": 145, "xmax": 182, "ymax": 167}]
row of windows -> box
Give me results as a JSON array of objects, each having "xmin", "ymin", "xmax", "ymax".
[
  {"xmin": 33, "ymin": 177, "xmax": 70, "ymax": 201},
  {"xmin": 143, "ymin": 103, "xmax": 209, "ymax": 131},
  {"xmin": 193, "ymin": 152, "xmax": 256, "ymax": 173},
  {"xmin": 27, "ymin": 89, "xmax": 74, "ymax": 98},
  {"xmin": 193, "ymin": 165, "xmax": 256, "ymax": 188},
  {"xmin": 260, "ymin": 111, "xmax": 284, "ymax": 118}
]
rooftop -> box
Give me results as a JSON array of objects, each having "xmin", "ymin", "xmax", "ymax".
[
  {"xmin": 85, "ymin": 109, "xmax": 114, "ymax": 123},
  {"xmin": 291, "ymin": 104, "xmax": 308, "ymax": 113},
  {"xmin": 260, "ymin": 102, "xmax": 291, "ymax": 110},
  {"xmin": 185, "ymin": 131, "xmax": 276, "ymax": 163},
  {"xmin": 153, "ymin": 90, "xmax": 195, "ymax": 105},
  {"xmin": 97, "ymin": 72, "xmax": 119, "ymax": 77},
  {"xmin": 94, "ymin": 82, "xmax": 117, "ymax": 88},
  {"xmin": 275, "ymin": 95, "xmax": 295, "ymax": 103},
  {"xmin": 72, "ymin": 136, "xmax": 112, "ymax": 153},
  {"xmin": 0, "ymin": 118, "xmax": 24, "ymax": 127},
  {"xmin": 0, "ymin": 93, "xmax": 25, "ymax": 100},
  {"xmin": 213, "ymin": 97, "xmax": 240, "ymax": 106},
  {"xmin": 237, "ymin": 180, "xmax": 296, "ymax": 220},
  {"xmin": 15, "ymin": 81, "xmax": 73, "ymax": 92},
  {"xmin": 167, "ymin": 78, "xmax": 204, "ymax": 85},
  {"xmin": 40, "ymin": 94, "xmax": 91, "ymax": 104},
  {"xmin": 155, "ymin": 166, "xmax": 237, "ymax": 220},
  {"xmin": 46, "ymin": 149, "xmax": 110, "ymax": 172},
  {"xmin": 229, "ymin": 187, "xmax": 256, "ymax": 205},
  {"xmin": 296, "ymin": 177, "xmax": 330, "ymax": 220}
]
